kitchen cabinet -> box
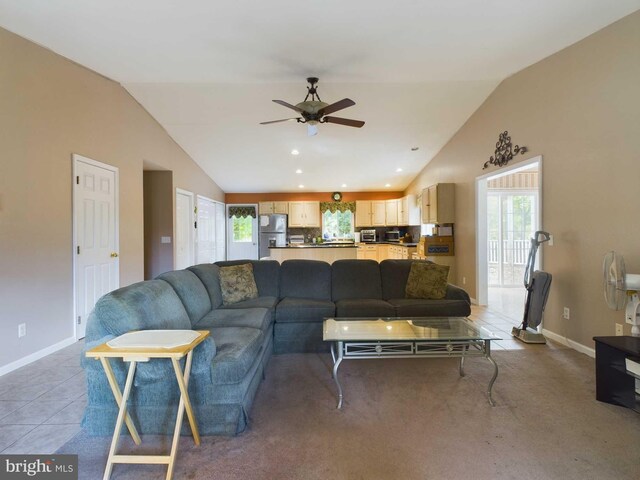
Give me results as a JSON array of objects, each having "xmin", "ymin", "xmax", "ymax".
[
  {"xmin": 357, "ymin": 244, "xmax": 379, "ymax": 261},
  {"xmin": 371, "ymin": 201, "xmax": 386, "ymax": 226},
  {"xmin": 355, "ymin": 200, "xmax": 372, "ymax": 227},
  {"xmin": 377, "ymin": 244, "xmax": 390, "ymax": 262},
  {"xmin": 270, "ymin": 246, "xmax": 357, "ymax": 264},
  {"xmin": 398, "ymin": 195, "xmax": 420, "ymax": 226},
  {"xmin": 259, "ymin": 201, "xmax": 288, "ymax": 215},
  {"xmin": 421, "ymin": 183, "xmax": 455, "ymax": 224},
  {"xmin": 356, "ymin": 196, "xmax": 419, "ymax": 227},
  {"xmin": 385, "ymin": 200, "xmax": 398, "ymax": 226},
  {"xmin": 288, "ymin": 201, "xmax": 320, "ymax": 227}
]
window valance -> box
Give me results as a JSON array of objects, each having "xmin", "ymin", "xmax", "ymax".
[
  {"xmin": 228, "ymin": 206, "xmax": 256, "ymax": 218},
  {"xmin": 320, "ymin": 201, "xmax": 356, "ymax": 214}
]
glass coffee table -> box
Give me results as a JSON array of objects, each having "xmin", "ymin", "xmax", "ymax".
[{"xmin": 323, "ymin": 317, "xmax": 501, "ymax": 409}]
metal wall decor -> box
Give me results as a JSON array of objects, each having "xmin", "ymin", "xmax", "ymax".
[{"xmin": 483, "ymin": 131, "xmax": 527, "ymax": 169}]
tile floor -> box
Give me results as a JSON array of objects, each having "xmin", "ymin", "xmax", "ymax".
[
  {"xmin": 0, "ymin": 303, "xmax": 567, "ymax": 454},
  {"xmin": 0, "ymin": 340, "xmax": 86, "ymax": 454}
]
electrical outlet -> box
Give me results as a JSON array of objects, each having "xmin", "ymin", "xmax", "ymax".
[
  {"xmin": 548, "ymin": 235, "xmax": 554, "ymax": 246},
  {"xmin": 615, "ymin": 323, "xmax": 624, "ymax": 336},
  {"xmin": 18, "ymin": 323, "xmax": 26, "ymax": 338},
  {"xmin": 462, "ymin": 277, "xmax": 466, "ymax": 285},
  {"xmin": 563, "ymin": 307, "xmax": 570, "ymax": 320}
]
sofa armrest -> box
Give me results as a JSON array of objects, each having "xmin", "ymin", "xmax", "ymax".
[{"xmin": 445, "ymin": 284, "xmax": 471, "ymax": 303}]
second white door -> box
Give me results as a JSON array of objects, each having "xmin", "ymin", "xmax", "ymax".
[{"xmin": 175, "ymin": 189, "xmax": 195, "ymax": 269}]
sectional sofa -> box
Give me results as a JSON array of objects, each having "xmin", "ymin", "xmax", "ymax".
[{"xmin": 82, "ymin": 259, "xmax": 471, "ymax": 436}]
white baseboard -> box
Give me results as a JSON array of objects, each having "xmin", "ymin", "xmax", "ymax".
[
  {"xmin": 470, "ymin": 297, "xmax": 478, "ymax": 305},
  {"xmin": 0, "ymin": 336, "xmax": 77, "ymax": 377},
  {"xmin": 542, "ymin": 328, "xmax": 595, "ymax": 358}
]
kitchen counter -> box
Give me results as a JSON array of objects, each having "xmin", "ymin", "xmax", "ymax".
[{"xmin": 268, "ymin": 244, "xmax": 357, "ymax": 263}]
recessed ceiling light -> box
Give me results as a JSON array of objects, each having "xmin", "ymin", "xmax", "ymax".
[
  {"xmin": 341, "ymin": 183, "xmax": 347, "ymax": 188},
  {"xmin": 291, "ymin": 149, "xmax": 300, "ymax": 155},
  {"xmin": 411, "ymin": 147, "xmax": 419, "ymax": 151},
  {"xmin": 296, "ymin": 169, "xmax": 303, "ymax": 174},
  {"xmin": 385, "ymin": 183, "xmax": 391, "ymax": 187},
  {"xmin": 298, "ymin": 184, "xmax": 304, "ymax": 189},
  {"xmin": 396, "ymin": 168, "xmax": 403, "ymax": 172}
]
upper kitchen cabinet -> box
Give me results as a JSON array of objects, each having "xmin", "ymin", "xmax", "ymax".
[
  {"xmin": 422, "ymin": 183, "xmax": 455, "ymax": 224},
  {"xmin": 356, "ymin": 200, "xmax": 386, "ymax": 226},
  {"xmin": 398, "ymin": 195, "xmax": 420, "ymax": 226},
  {"xmin": 259, "ymin": 201, "xmax": 288, "ymax": 215},
  {"xmin": 371, "ymin": 201, "xmax": 386, "ymax": 226},
  {"xmin": 385, "ymin": 200, "xmax": 398, "ymax": 226},
  {"xmin": 288, "ymin": 201, "xmax": 320, "ymax": 227}
]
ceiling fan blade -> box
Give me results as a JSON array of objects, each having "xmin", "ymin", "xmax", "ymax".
[
  {"xmin": 319, "ymin": 98, "xmax": 355, "ymax": 116},
  {"xmin": 323, "ymin": 116, "xmax": 365, "ymax": 128},
  {"xmin": 260, "ymin": 118, "xmax": 300, "ymax": 125},
  {"xmin": 272, "ymin": 99, "xmax": 304, "ymax": 113}
]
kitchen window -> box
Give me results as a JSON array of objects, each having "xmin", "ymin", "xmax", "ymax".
[{"xmin": 322, "ymin": 210, "xmax": 354, "ymax": 240}]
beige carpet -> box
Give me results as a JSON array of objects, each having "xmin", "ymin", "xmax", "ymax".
[{"xmin": 59, "ymin": 349, "xmax": 640, "ymax": 479}]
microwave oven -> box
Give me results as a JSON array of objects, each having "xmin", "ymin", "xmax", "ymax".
[
  {"xmin": 360, "ymin": 229, "xmax": 376, "ymax": 242},
  {"xmin": 385, "ymin": 230, "xmax": 400, "ymax": 242}
]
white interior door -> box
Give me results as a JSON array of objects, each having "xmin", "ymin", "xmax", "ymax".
[
  {"xmin": 73, "ymin": 155, "xmax": 119, "ymax": 339},
  {"xmin": 226, "ymin": 205, "xmax": 258, "ymax": 260},
  {"xmin": 175, "ymin": 189, "xmax": 195, "ymax": 269},
  {"xmin": 215, "ymin": 201, "xmax": 226, "ymax": 261},
  {"xmin": 196, "ymin": 195, "xmax": 216, "ymax": 264}
]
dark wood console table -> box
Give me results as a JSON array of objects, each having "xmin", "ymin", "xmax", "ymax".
[{"xmin": 593, "ymin": 336, "xmax": 640, "ymax": 412}]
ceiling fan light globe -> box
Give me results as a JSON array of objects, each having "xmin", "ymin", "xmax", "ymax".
[{"xmin": 307, "ymin": 124, "xmax": 319, "ymax": 136}]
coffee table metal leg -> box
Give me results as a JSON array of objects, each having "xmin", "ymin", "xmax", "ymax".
[
  {"xmin": 485, "ymin": 341, "xmax": 499, "ymax": 406},
  {"xmin": 459, "ymin": 344, "xmax": 467, "ymax": 377},
  {"xmin": 332, "ymin": 341, "xmax": 344, "ymax": 409},
  {"xmin": 330, "ymin": 341, "xmax": 336, "ymax": 373}
]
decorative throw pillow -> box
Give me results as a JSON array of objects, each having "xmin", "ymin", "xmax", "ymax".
[
  {"xmin": 405, "ymin": 262, "xmax": 450, "ymax": 299},
  {"xmin": 219, "ymin": 263, "xmax": 259, "ymax": 305}
]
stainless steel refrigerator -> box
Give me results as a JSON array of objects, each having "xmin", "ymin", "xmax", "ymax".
[{"xmin": 259, "ymin": 214, "xmax": 287, "ymax": 258}]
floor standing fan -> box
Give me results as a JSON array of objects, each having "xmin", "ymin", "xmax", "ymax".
[{"xmin": 603, "ymin": 251, "xmax": 640, "ymax": 336}]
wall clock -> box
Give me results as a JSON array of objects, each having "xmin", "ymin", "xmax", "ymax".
[{"xmin": 332, "ymin": 192, "xmax": 342, "ymax": 202}]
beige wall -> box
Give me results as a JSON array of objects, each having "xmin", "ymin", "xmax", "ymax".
[
  {"xmin": 143, "ymin": 171, "xmax": 175, "ymax": 280},
  {"xmin": 405, "ymin": 12, "xmax": 640, "ymax": 348},
  {"xmin": 0, "ymin": 27, "xmax": 224, "ymax": 369}
]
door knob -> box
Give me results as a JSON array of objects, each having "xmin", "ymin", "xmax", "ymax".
[{"xmin": 110, "ymin": 252, "xmax": 119, "ymax": 258}]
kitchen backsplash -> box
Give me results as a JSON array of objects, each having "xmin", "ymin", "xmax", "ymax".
[{"xmin": 287, "ymin": 226, "xmax": 421, "ymax": 243}]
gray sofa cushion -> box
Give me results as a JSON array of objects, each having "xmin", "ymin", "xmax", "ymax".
[
  {"xmin": 334, "ymin": 299, "xmax": 395, "ymax": 318},
  {"xmin": 156, "ymin": 270, "xmax": 211, "ymax": 325},
  {"xmin": 188, "ymin": 264, "xmax": 223, "ymax": 308},
  {"xmin": 87, "ymin": 280, "xmax": 191, "ymax": 339},
  {"xmin": 220, "ymin": 296, "xmax": 279, "ymax": 313},
  {"xmin": 276, "ymin": 297, "xmax": 336, "ymax": 323},
  {"xmin": 387, "ymin": 298, "xmax": 471, "ymax": 317},
  {"xmin": 197, "ymin": 308, "xmax": 271, "ymax": 331},
  {"xmin": 380, "ymin": 259, "xmax": 431, "ymax": 300},
  {"xmin": 216, "ymin": 260, "xmax": 280, "ymax": 298},
  {"xmin": 209, "ymin": 327, "xmax": 264, "ymax": 385},
  {"xmin": 280, "ymin": 260, "xmax": 332, "ymax": 300},
  {"xmin": 331, "ymin": 259, "xmax": 383, "ymax": 301}
]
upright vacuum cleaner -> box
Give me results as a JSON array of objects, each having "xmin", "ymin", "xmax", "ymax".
[{"xmin": 512, "ymin": 231, "xmax": 552, "ymax": 344}]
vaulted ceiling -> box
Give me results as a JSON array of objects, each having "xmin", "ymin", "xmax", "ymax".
[{"xmin": 1, "ymin": 0, "xmax": 638, "ymax": 192}]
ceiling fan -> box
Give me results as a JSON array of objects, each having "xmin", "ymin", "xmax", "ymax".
[{"xmin": 260, "ymin": 77, "xmax": 365, "ymax": 136}]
